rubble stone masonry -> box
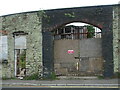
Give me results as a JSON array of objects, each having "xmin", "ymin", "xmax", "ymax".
[
  {"xmin": 0, "ymin": 5, "xmax": 120, "ymax": 78},
  {"xmin": 113, "ymin": 5, "xmax": 120, "ymax": 72},
  {"xmin": 1, "ymin": 12, "xmax": 43, "ymax": 78}
]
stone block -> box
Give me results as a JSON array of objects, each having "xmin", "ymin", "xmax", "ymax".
[
  {"xmin": 55, "ymin": 68, "xmax": 68, "ymax": 75},
  {"xmin": 54, "ymin": 63, "xmax": 61, "ymax": 69}
]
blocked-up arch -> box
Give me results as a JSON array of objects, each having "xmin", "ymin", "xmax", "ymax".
[{"xmin": 42, "ymin": 5, "xmax": 114, "ymax": 78}]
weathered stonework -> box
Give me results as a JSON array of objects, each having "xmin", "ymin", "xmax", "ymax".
[
  {"xmin": 0, "ymin": 17, "xmax": 2, "ymax": 80},
  {"xmin": 42, "ymin": 5, "xmax": 114, "ymax": 77},
  {"xmin": 118, "ymin": 5, "xmax": 120, "ymax": 72},
  {"xmin": 113, "ymin": 6, "xmax": 120, "ymax": 73},
  {"xmin": 2, "ymin": 12, "xmax": 43, "ymax": 78},
  {"xmin": 1, "ymin": 4, "xmax": 120, "ymax": 78}
]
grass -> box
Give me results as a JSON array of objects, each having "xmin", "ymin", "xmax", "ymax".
[
  {"xmin": 97, "ymin": 75, "xmax": 105, "ymax": 79},
  {"xmin": 2, "ymin": 77, "xmax": 18, "ymax": 80},
  {"xmin": 41, "ymin": 72, "xmax": 59, "ymax": 80},
  {"xmin": 2, "ymin": 72, "xmax": 59, "ymax": 80},
  {"xmin": 23, "ymin": 72, "xmax": 58, "ymax": 80},
  {"xmin": 23, "ymin": 73, "xmax": 39, "ymax": 80}
]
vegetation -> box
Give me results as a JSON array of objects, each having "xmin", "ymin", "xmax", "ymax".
[
  {"xmin": 97, "ymin": 75, "xmax": 105, "ymax": 79},
  {"xmin": 39, "ymin": 10, "xmax": 50, "ymax": 23},
  {"xmin": 49, "ymin": 72, "xmax": 57, "ymax": 80},
  {"xmin": 86, "ymin": 25, "xmax": 95, "ymax": 38},
  {"xmin": 23, "ymin": 72, "xmax": 58, "ymax": 80},
  {"xmin": 41, "ymin": 72, "xmax": 59, "ymax": 80},
  {"xmin": 24, "ymin": 73, "xmax": 39, "ymax": 80},
  {"xmin": 64, "ymin": 12, "xmax": 75, "ymax": 18},
  {"xmin": 2, "ymin": 77, "xmax": 18, "ymax": 80},
  {"xmin": 19, "ymin": 50, "xmax": 26, "ymax": 69}
]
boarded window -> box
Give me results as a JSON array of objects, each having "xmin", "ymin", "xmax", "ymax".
[
  {"xmin": 0, "ymin": 36, "xmax": 8, "ymax": 61},
  {"xmin": 15, "ymin": 36, "xmax": 26, "ymax": 49}
]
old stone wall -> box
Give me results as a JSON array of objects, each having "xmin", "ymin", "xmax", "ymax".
[
  {"xmin": 2, "ymin": 12, "xmax": 43, "ymax": 78},
  {"xmin": 0, "ymin": 17, "xmax": 2, "ymax": 80},
  {"xmin": 113, "ymin": 5, "xmax": 120, "ymax": 73},
  {"xmin": 0, "ymin": 5, "xmax": 120, "ymax": 78},
  {"xmin": 118, "ymin": 5, "xmax": 120, "ymax": 72},
  {"xmin": 43, "ymin": 5, "xmax": 114, "ymax": 77}
]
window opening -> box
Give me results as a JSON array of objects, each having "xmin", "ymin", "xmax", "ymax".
[
  {"xmin": 53, "ymin": 22, "xmax": 101, "ymax": 40},
  {"xmin": 0, "ymin": 36, "xmax": 8, "ymax": 63},
  {"xmin": 14, "ymin": 31, "xmax": 27, "ymax": 77}
]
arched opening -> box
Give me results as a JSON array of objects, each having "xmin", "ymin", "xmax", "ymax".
[
  {"xmin": 53, "ymin": 22, "xmax": 103, "ymax": 76},
  {"xmin": 53, "ymin": 22, "xmax": 102, "ymax": 40}
]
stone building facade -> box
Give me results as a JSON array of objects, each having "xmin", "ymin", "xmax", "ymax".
[
  {"xmin": 1, "ymin": 12, "xmax": 43, "ymax": 78},
  {"xmin": 0, "ymin": 4, "xmax": 120, "ymax": 79},
  {"xmin": 113, "ymin": 5, "xmax": 120, "ymax": 73}
]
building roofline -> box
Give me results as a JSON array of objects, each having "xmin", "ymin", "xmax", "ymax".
[
  {"xmin": 44, "ymin": 4, "xmax": 120, "ymax": 12},
  {"xmin": 0, "ymin": 4, "xmax": 119, "ymax": 17}
]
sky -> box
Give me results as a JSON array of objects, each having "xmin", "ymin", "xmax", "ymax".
[{"xmin": 0, "ymin": 0, "xmax": 120, "ymax": 16}]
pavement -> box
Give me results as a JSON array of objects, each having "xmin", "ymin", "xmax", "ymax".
[{"xmin": 1, "ymin": 77, "xmax": 120, "ymax": 88}]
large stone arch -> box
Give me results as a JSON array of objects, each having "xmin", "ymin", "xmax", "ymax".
[{"xmin": 42, "ymin": 5, "xmax": 114, "ymax": 78}]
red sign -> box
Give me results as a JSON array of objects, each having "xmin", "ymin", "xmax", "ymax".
[{"xmin": 68, "ymin": 50, "xmax": 74, "ymax": 54}]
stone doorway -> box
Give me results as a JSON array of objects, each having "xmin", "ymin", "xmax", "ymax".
[
  {"xmin": 15, "ymin": 49, "xmax": 26, "ymax": 77},
  {"xmin": 13, "ymin": 33, "xmax": 27, "ymax": 77}
]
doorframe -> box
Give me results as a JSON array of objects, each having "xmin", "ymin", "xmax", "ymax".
[{"xmin": 13, "ymin": 31, "xmax": 28, "ymax": 77}]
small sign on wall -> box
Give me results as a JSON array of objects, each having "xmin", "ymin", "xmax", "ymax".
[{"xmin": 68, "ymin": 50, "xmax": 74, "ymax": 54}]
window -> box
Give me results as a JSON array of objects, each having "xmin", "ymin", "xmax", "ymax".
[
  {"xmin": 0, "ymin": 36, "xmax": 8, "ymax": 61},
  {"xmin": 13, "ymin": 31, "xmax": 27, "ymax": 76},
  {"xmin": 15, "ymin": 36, "xmax": 26, "ymax": 49}
]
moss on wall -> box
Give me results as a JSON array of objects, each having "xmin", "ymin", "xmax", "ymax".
[
  {"xmin": 113, "ymin": 6, "xmax": 120, "ymax": 73},
  {"xmin": 2, "ymin": 12, "xmax": 43, "ymax": 78}
]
